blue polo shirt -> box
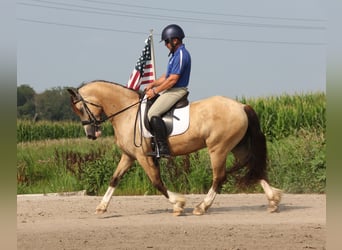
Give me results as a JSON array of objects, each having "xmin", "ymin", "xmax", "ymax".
[{"xmin": 166, "ymin": 44, "xmax": 191, "ymax": 88}]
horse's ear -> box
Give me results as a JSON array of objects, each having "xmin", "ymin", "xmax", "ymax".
[
  {"xmin": 67, "ymin": 88, "xmax": 82, "ymax": 105},
  {"xmin": 67, "ymin": 88, "xmax": 78, "ymax": 98}
]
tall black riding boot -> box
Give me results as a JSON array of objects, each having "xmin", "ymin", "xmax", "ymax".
[{"xmin": 149, "ymin": 116, "xmax": 170, "ymax": 158}]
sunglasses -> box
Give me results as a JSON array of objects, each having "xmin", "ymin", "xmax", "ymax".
[{"xmin": 164, "ymin": 39, "xmax": 171, "ymax": 45}]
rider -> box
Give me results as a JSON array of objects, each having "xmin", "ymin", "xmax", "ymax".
[{"xmin": 145, "ymin": 24, "xmax": 191, "ymax": 158}]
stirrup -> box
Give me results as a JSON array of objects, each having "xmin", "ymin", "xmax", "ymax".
[
  {"xmin": 147, "ymin": 148, "xmax": 170, "ymax": 159},
  {"xmin": 159, "ymin": 152, "xmax": 171, "ymax": 158},
  {"xmin": 147, "ymin": 151, "xmax": 159, "ymax": 157}
]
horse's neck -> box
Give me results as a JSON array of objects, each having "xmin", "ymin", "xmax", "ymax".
[
  {"xmin": 91, "ymin": 82, "xmax": 139, "ymax": 123},
  {"xmin": 93, "ymin": 83, "xmax": 140, "ymax": 141},
  {"xmin": 85, "ymin": 82, "xmax": 137, "ymax": 106}
]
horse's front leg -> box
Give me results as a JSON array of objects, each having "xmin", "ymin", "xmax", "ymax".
[
  {"xmin": 95, "ymin": 154, "xmax": 134, "ymax": 214},
  {"xmin": 138, "ymin": 156, "xmax": 186, "ymax": 216},
  {"xmin": 167, "ymin": 190, "xmax": 186, "ymax": 216}
]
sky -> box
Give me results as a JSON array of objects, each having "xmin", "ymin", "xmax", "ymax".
[{"xmin": 17, "ymin": 0, "xmax": 326, "ymax": 101}]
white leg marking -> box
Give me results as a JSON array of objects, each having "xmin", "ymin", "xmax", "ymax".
[
  {"xmin": 260, "ymin": 179, "xmax": 273, "ymax": 199},
  {"xmin": 203, "ymin": 187, "xmax": 217, "ymax": 207},
  {"xmin": 167, "ymin": 190, "xmax": 186, "ymax": 216},
  {"xmin": 260, "ymin": 179, "xmax": 283, "ymax": 213},
  {"xmin": 167, "ymin": 190, "xmax": 177, "ymax": 204},
  {"xmin": 102, "ymin": 186, "xmax": 115, "ymax": 204},
  {"xmin": 193, "ymin": 187, "xmax": 217, "ymax": 215},
  {"xmin": 95, "ymin": 186, "xmax": 115, "ymax": 214}
]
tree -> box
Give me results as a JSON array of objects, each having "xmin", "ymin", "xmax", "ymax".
[
  {"xmin": 17, "ymin": 84, "xmax": 36, "ymax": 119},
  {"xmin": 35, "ymin": 87, "xmax": 76, "ymax": 121}
]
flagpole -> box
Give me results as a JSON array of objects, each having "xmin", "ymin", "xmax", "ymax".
[{"xmin": 149, "ymin": 29, "xmax": 156, "ymax": 80}]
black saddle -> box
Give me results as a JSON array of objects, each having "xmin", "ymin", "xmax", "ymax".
[{"xmin": 143, "ymin": 92, "xmax": 189, "ymax": 136}]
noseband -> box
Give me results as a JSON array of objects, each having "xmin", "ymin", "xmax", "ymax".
[{"xmin": 72, "ymin": 96, "xmax": 103, "ymax": 129}]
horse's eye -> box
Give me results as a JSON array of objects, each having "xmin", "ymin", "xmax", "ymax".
[
  {"xmin": 72, "ymin": 104, "xmax": 84, "ymax": 116},
  {"xmin": 79, "ymin": 107, "xmax": 85, "ymax": 115}
]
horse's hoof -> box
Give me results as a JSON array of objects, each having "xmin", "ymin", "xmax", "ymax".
[
  {"xmin": 267, "ymin": 188, "xmax": 282, "ymax": 213},
  {"xmin": 192, "ymin": 206, "xmax": 205, "ymax": 216},
  {"xmin": 95, "ymin": 209, "xmax": 106, "ymax": 215},
  {"xmin": 95, "ymin": 207, "xmax": 107, "ymax": 215},
  {"xmin": 173, "ymin": 211, "xmax": 183, "ymax": 216},
  {"xmin": 268, "ymin": 200, "xmax": 279, "ymax": 213},
  {"xmin": 95, "ymin": 202, "xmax": 108, "ymax": 215},
  {"xmin": 268, "ymin": 206, "xmax": 279, "ymax": 213},
  {"xmin": 173, "ymin": 202, "xmax": 185, "ymax": 216}
]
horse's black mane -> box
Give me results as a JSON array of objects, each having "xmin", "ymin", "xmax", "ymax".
[{"xmin": 77, "ymin": 80, "xmax": 143, "ymax": 96}]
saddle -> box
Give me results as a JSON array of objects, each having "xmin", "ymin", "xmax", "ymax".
[{"xmin": 143, "ymin": 92, "xmax": 189, "ymax": 136}]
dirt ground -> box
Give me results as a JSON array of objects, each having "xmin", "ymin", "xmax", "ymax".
[{"xmin": 17, "ymin": 193, "xmax": 326, "ymax": 250}]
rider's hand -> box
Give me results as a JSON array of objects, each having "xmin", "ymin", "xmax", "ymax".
[
  {"xmin": 145, "ymin": 82, "xmax": 154, "ymax": 91},
  {"xmin": 145, "ymin": 88, "xmax": 157, "ymax": 99}
]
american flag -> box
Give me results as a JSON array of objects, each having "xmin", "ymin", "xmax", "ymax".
[{"xmin": 127, "ymin": 34, "xmax": 156, "ymax": 90}]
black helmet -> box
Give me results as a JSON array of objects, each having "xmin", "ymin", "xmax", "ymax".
[{"xmin": 160, "ymin": 24, "xmax": 185, "ymax": 42}]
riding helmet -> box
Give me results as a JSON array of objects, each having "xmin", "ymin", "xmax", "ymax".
[{"xmin": 160, "ymin": 24, "xmax": 185, "ymax": 42}]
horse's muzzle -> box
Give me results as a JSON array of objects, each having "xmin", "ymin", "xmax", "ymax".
[
  {"xmin": 87, "ymin": 134, "xmax": 97, "ymax": 140},
  {"xmin": 84, "ymin": 124, "xmax": 101, "ymax": 140}
]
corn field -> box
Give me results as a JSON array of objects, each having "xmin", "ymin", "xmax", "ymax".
[
  {"xmin": 17, "ymin": 120, "xmax": 114, "ymax": 142},
  {"xmin": 17, "ymin": 92, "xmax": 325, "ymax": 142},
  {"xmin": 239, "ymin": 92, "xmax": 325, "ymax": 140}
]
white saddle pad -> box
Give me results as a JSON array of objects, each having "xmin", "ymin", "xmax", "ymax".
[{"xmin": 140, "ymin": 97, "xmax": 190, "ymax": 138}]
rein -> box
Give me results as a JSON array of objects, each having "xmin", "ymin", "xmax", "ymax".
[{"xmin": 101, "ymin": 100, "xmax": 143, "ymax": 124}]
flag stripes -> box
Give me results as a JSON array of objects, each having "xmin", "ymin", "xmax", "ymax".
[{"xmin": 127, "ymin": 34, "xmax": 156, "ymax": 90}]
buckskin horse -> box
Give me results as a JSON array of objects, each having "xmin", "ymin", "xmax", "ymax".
[{"xmin": 67, "ymin": 80, "xmax": 282, "ymax": 216}]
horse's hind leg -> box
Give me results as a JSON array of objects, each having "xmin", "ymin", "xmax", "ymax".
[
  {"xmin": 193, "ymin": 150, "xmax": 227, "ymax": 215},
  {"xmin": 193, "ymin": 187, "xmax": 218, "ymax": 215},
  {"xmin": 260, "ymin": 179, "xmax": 283, "ymax": 212}
]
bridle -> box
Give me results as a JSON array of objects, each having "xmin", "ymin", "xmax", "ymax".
[
  {"xmin": 72, "ymin": 93, "xmax": 142, "ymax": 127},
  {"xmin": 72, "ymin": 90, "xmax": 145, "ymax": 145},
  {"xmin": 75, "ymin": 98, "xmax": 103, "ymax": 127}
]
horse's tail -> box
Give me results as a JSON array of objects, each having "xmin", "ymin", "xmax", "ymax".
[{"xmin": 229, "ymin": 105, "xmax": 268, "ymax": 188}]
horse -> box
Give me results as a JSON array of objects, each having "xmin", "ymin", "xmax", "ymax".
[{"xmin": 67, "ymin": 80, "xmax": 282, "ymax": 216}]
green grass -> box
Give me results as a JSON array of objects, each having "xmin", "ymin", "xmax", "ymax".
[
  {"xmin": 267, "ymin": 129, "xmax": 326, "ymax": 193},
  {"xmin": 17, "ymin": 129, "xmax": 326, "ymax": 195},
  {"xmin": 17, "ymin": 138, "xmax": 114, "ymax": 194}
]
